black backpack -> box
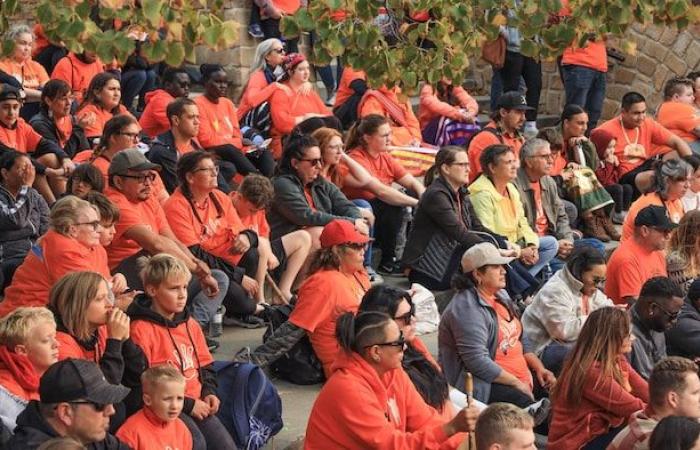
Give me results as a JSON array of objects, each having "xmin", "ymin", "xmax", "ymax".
[{"xmin": 262, "ymin": 304, "xmax": 325, "ymax": 385}]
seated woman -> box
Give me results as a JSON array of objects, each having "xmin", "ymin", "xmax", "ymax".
[
  {"xmin": 589, "ymin": 127, "xmax": 634, "ymax": 223},
  {"xmin": 29, "ymin": 79, "xmax": 90, "ymax": 159},
  {"xmin": 0, "ymin": 307, "xmax": 57, "ymax": 435},
  {"xmin": 65, "ymin": 163, "xmax": 104, "ymax": 199},
  {"xmin": 163, "ymin": 151, "xmax": 266, "ymax": 328},
  {"xmin": 268, "ymin": 53, "xmax": 332, "ymax": 159},
  {"xmin": 469, "ymin": 144, "xmax": 559, "ymax": 278},
  {"xmin": 304, "ymin": 310, "xmax": 478, "ymax": 448},
  {"xmin": 521, "ymin": 246, "xmax": 614, "ymax": 375},
  {"xmin": 438, "ymin": 242, "xmax": 556, "ymax": 406},
  {"xmin": 419, "ymin": 80, "xmax": 480, "ymax": 146},
  {"xmin": 549, "ymin": 307, "xmax": 648, "ymax": 449},
  {"xmin": 404, "ymin": 146, "xmax": 490, "ymax": 290},
  {"xmin": 666, "ymin": 278, "xmax": 700, "ymax": 360},
  {"xmin": 667, "ymin": 210, "xmax": 700, "ymax": 294},
  {"xmin": 246, "ymin": 220, "xmax": 371, "ymax": 378},
  {"xmin": 358, "ymin": 85, "xmax": 423, "ymax": 148},
  {"xmin": 0, "ymin": 24, "xmax": 49, "ymax": 120},
  {"xmin": 0, "ymin": 196, "xmax": 127, "ymax": 317},
  {"xmin": 267, "ymin": 133, "xmax": 366, "ymax": 251},
  {"xmin": 195, "ymin": 64, "xmax": 274, "ymax": 177},
  {"xmin": 343, "ymin": 115, "xmax": 425, "ymax": 274},
  {"xmin": 0, "ymin": 151, "xmax": 49, "ymax": 293},
  {"xmin": 332, "ymin": 66, "xmax": 367, "ymax": 129},
  {"xmin": 621, "ymin": 157, "xmax": 692, "ymax": 241},
  {"xmin": 75, "ymin": 72, "xmax": 133, "ymax": 145},
  {"xmin": 237, "ymin": 38, "xmax": 288, "ymax": 137}
]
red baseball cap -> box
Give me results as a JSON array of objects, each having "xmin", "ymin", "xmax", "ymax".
[{"xmin": 319, "ymin": 220, "xmax": 370, "ymax": 248}]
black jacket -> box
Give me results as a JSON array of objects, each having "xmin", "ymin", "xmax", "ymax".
[
  {"xmin": 29, "ymin": 111, "xmax": 89, "ymax": 159},
  {"xmin": 268, "ymin": 172, "xmax": 361, "ymax": 240},
  {"xmin": 7, "ymin": 401, "xmax": 130, "ymax": 450},
  {"xmin": 126, "ymin": 294, "xmax": 217, "ymax": 414},
  {"xmin": 666, "ymin": 298, "xmax": 700, "ymax": 360}
]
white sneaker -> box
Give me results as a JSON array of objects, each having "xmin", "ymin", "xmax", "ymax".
[
  {"xmin": 366, "ymin": 266, "xmax": 384, "ymax": 285},
  {"xmin": 523, "ymin": 121, "xmax": 538, "ymax": 137}
]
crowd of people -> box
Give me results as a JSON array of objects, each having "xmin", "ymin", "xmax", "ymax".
[{"xmin": 1, "ymin": 6, "xmax": 700, "ymax": 449}]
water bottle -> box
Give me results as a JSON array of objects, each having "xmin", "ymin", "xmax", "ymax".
[{"xmin": 210, "ymin": 306, "xmax": 225, "ymax": 338}]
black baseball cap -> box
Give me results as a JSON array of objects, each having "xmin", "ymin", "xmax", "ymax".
[
  {"xmin": 39, "ymin": 359, "xmax": 130, "ymax": 405},
  {"xmin": 496, "ymin": 91, "xmax": 534, "ymax": 111},
  {"xmin": 634, "ymin": 205, "xmax": 678, "ymax": 230},
  {"xmin": 0, "ymin": 84, "xmax": 24, "ymax": 102}
]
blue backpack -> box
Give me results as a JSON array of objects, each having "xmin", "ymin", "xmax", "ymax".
[{"xmin": 214, "ymin": 361, "xmax": 283, "ymax": 450}]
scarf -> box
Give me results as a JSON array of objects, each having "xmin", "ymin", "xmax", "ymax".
[{"xmin": 0, "ymin": 345, "xmax": 40, "ymax": 392}]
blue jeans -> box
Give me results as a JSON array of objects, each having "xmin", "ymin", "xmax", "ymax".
[
  {"xmin": 562, "ymin": 65, "xmax": 606, "ymax": 130},
  {"xmin": 120, "ymin": 68, "xmax": 157, "ymax": 111},
  {"xmin": 540, "ymin": 341, "xmax": 574, "ymax": 376},
  {"xmin": 188, "ymin": 269, "xmax": 229, "ymax": 326},
  {"xmin": 528, "ymin": 235, "xmax": 559, "ymax": 277},
  {"xmin": 549, "ymin": 237, "xmax": 605, "ymax": 274},
  {"xmin": 352, "ymin": 199, "xmax": 374, "ymax": 267}
]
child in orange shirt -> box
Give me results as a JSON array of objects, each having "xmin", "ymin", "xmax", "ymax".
[
  {"xmin": 127, "ymin": 254, "xmax": 236, "ymax": 450},
  {"xmin": 116, "ymin": 365, "xmax": 193, "ymax": 450},
  {"xmin": 75, "ymin": 73, "xmax": 133, "ymax": 143}
]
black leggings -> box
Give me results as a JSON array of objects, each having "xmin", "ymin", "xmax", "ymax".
[
  {"xmin": 181, "ymin": 411, "xmax": 235, "ymax": 450},
  {"xmin": 605, "ymin": 183, "xmax": 634, "ymax": 212},
  {"xmin": 368, "ymin": 198, "xmax": 405, "ymax": 265},
  {"xmin": 207, "ymin": 144, "xmax": 275, "ymax": 178},
  {"xmin": 408, "ymin": 244, "xmax": 467, "ymax": 291}
]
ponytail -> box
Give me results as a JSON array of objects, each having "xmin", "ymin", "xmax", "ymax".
[{"xmin": 345, "ymin": 114, "xmax": 388, "ymax": 150}]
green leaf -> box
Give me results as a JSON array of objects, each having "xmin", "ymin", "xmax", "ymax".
[
  {"xmin": 668, "ymin": 0, "xmax": 689, "ymax": 19},
  {"xmin": 324, "ymin": 36, "xmax": 344, "ymax": 57},
  {"xmin": 280, "ymin": 16, "xmax": 300, "ymax": 39},
  {"xmin": 202, "ymin": 24, "xmax": 220, "ymax": 47},
  {"xmin": 324, "ymin": 0, "xmax": 341, "ymax": 10},
  {"xmin": 75, "ymin": 1, "xmax": 91, "ymax": 18},
  {"xmin": 142, "ymin": 0, "xmax": 163, "ymax": 26},
  {"xmin": 221, "ymin": 20, "xmax": 238, "ymax": 47},
  {"xmin": 296, "ymin": 9, "xmax": 314, "ymax": 31},
  {"xmin": 402, "ymin": 71, "xmax": 417, "ymax": 89},
  {"xmin": 165, "ymin": 41, "xmax": 186, "ymax": 66}
]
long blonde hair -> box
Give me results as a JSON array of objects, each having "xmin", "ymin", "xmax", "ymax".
[
  {"xmin": 49, "ymin": 271, "xmax": 107, "ymax": 341},
  {"xmin": 669, "ymin": 210, "xmax": 700, "ymax": 276}
]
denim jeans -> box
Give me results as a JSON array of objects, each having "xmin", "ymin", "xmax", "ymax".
[
  {"xmin": 120, "ymin": 68, "xmax": 157, "ymax": 111},
  {"xmin": 500, "ymin": 51, "xmax": 542, "ymax": 122},
  {"xmin": 352, "ymin": 199, "xmax": 374, "ymax": 267},
  {"xmin": 528, "ymin": 235, "xmax": 559, "ymax": 277},
  {"xmin": 562, "ymin": 65, "xmax": 606, "ymax": 130},
  {"xmin": 540, "ymin": 341, "xmax": 574, "ymax": 376}
]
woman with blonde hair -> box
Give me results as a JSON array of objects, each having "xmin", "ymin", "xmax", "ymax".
[
  {"xmin": 667, "ymin": 210, "xmax": 700, "ymax": 295},
  {"xmin": 549, "ymin": 307, "xmax": 648, "ymax": 449}
]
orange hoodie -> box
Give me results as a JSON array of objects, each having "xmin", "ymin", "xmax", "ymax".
[
  {"xmin": 51, "ymin": 53, "xmax": 106, "ymax": 104},
  {"xmin": 0, "ymin": 346, "xmax": 40, "ymax": 402},
  {"xmin": 359, "ymin": 87, "xmax": 422, "ymax": 147},
  {"xmin": 139, "ymin": 89, "xmax": 176, "ymax": 138},
  {"xmin": 116, "ymin": 407, "xmax": 192, "ymax": 450},
  {"xmin": 56, "ymin": 326, "xmax": 109, "ymax": 363},
  {"xmin": 334, "ymin": 67, "xmax": 366, "ymax": 109},
  {"xmin": 304, "ymin": 352, "xmax": 451, "ymax": 449},
  {"xmin": 418, "ymin": 84, "xmax": 479, "ymax": 130}
]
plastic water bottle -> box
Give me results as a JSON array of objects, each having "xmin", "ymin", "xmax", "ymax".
[{"xmin": 210, "ymin": 306, "xmax": 225, "ymax": 337}]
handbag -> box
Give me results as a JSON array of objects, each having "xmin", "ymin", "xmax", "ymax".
[{"xmin": 481, "ymin": 35, "xmax": 506, "ymax": 68}]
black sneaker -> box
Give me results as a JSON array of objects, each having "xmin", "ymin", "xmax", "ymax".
[
  {"xmin": 206, "ymin": 337, "xmax": 220, "ymax": 353},
  {"xmin": 248, "ymin": 23, "xmax": 264, "ymax": 39},
  {"xmin": 223, "ymin": 314, "xmax": 266, "ymax": 329},
  {"xmin": 378, "ymin": 260, "xmax": 404, "ymax": 276}
]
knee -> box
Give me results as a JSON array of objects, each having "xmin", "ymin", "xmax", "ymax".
[
  {"xmin": 538, "ymin": 236, "xmax": 559, "ymax": 257},
  {"xmin": 307, "ymin": 226, "xmax": 323, "ymax": 250},
  {"xmin": 37, "ymin": 153, "xmax": 60, "ymax": 168},
  {"xmin": 211, "ymin": 269, "xmax": 230, "ymax": 293},
  {"xmin": 293, "ymin": 229, "xmax": 312, "ymax": 251}
]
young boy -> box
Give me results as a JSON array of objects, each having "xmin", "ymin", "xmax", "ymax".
[
  {"xmin": 0, "ymin": 306, "xmax": 58, "ymax": 433},
  {"xmin": 127, "ymin": 254, "xmax": 235, "ymax": 449},
  {"xmin": 116, "ymin": 365, "xmax": 192, "ymax": 450},
  {"xmin": 232, "ymin": 174, "xmax": 311, "ymax": 303}
]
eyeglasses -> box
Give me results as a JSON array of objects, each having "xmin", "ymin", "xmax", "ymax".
[
  {"xmin": 192, "ymin": 166, "xmax": 219, "ymax": 175},
  {"xmin": 270, "ymin": 48, "xmax": 286, "ymax": 54},
  {"xmin": 364, "ymin": 331, "xmax": 406, "ymax": 350},
  {"xmin": 394, "ymin": 304, "xmax": 415, "ymax": 326},
  {"xmin": 652, "ymin": 302, "xmax": 680, "ymax": 322},
  {"xmin": 118, "ymin": 131, "xmax": 140, "ymax": 140},
  {"xmin": 531, "ymin": 153, "xmax": 555, "ymax": 161},
  {"xmin": 118, "ymin": 173, "xmax": 157, "ymax": 183},
  {"xmin": 75, "ymin": 220, "xmax": 101, "ymax": 231},
  {"xmin": 70, "ymin": 401, "xmax": 108, "ymax": 412},
  {"xmin": 299, "ymin": 158, "xmax": 323, "ymax": 166}
]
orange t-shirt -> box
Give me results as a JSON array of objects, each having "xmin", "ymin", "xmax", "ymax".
[
  {"xmin": 559, "ymin": 0, "xmax": 608, "ymax": 73},
  {"xmin": 56, "ymin": 326, "xmax": 109, "ymax": 364},
  {"xmin": 605, "ymin": 238, "xmax": 667, "ymax": 304},
  {"xmin": 342, "ymin": 147, "xmax": 408, "ymax": 200},
  {"xmin": 657, "ymin": 101, "xmax": 700, "ymax": 143},
  {"xmin": 621, "ymin": 192, "xmax": 684, "ymax": 241},
  {"xmin": 116, "ymin": 408, "xmax": 193, "ymax": 450},
  {"xmin": 105, "ymin": 186, "xmax": 170, "ymax": 270},
  {"xmin": 265, "ymin": 0, "xmax": 300, "ymax": 15},
  {"xmin": 194, "ymin": 95, "xmax": 243, "ymax": 149},
  {"xmin": 53, "ymin": 115, "xmax": 73, "ymax": 149},
  {"xmin": 232, "ymin": 192, "xmax": 271, "ymax": 239},
  {"xmin": 76, "ymin": 104, "xmax": 133, "ymax": 139},
  {"xmin": 289, "ymin": 269, "xmax": 370, "ymax": 378},
  {"xmin": 163, "ymin": 188, "xmax": 245, "ymax": 267},
  {"xmin": 0, "ymin": 58, "xmax": 49, "ymax": 90},
  {"xmin": 550, "ymin": 152, "xmax": 568, "ymax": 177},
  {"xmin": 0, "ymin": 118, "xmax": 42, "ymax": 153},
  {"xmin": 485, "ymin": 296, "xmax": 532, "ymax": 388},
  {"xmin": 358, "ymin": 88, "xmax": 422, "ymax": 148},
  {"xmin": 138, "ymin": 89, "xmax": 175, "ymax": 139},
  {"xmin": 0, "ymin": 230, "xmax": 110, "ymax": 317},
  {"xmin": 467, "ymin": 122, "xmax": 524, "ymax": 183},
  {"xmin": 51, "ymin": 53, "xmax": 105, "ymax": 104},
  {"xmin": 595, "ymin": 116, "xmax": 673, "ymax": 176},
  {"xmin": 333, "ymin": 67, "xmax": 366, "ymax": 109},
  {"xmin": 130, "ymin": 317, "xmax": 213, "ymax": 400},
  {"xmin": 531, "ymin": 181, "xmax": 549, "ymax": 236}
]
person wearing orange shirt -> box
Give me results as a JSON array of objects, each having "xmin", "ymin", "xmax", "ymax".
[
  {"xmin": 621, "ymin": 158, "xmax": 691, "ymax": 241},
  {"xmin": 0, "ymin": 195, "xmax": 127, "ymax": 318},
  {"xmin": 594, "ymin": 91, "xmax": 692, "ymax": 196},
  {"xmin": 0, "ymin": 307, "xmax": 58, "ymax": 433},
  {"xmin": 467, "ymin": 91, "xmax": 527, "ymax": 183},
  {"xmin": 256, "ymin": 0, "xmax": 300, "ymax": 53},
  {"xmin": 0, "ymin": 25, "xmax": 49, "ymax": 120},
  {"xmin": 164, "ymin": 151, "xmax": 266, "ymax": 328},
  {"xmin": 358, "ymin": 85, "xmax": 423, "ymax": 148},
  {"xmin": 32, "ymin": 24, "xmax": 67, "ymax": 76},
  {"xmin": 75, "ymin": 73, "xmax": 133, "ymax": 144},
  {"xmin": 138, "ymin": 68, "xmax": 190, "ymax": 139},
  {"xmin": 51, "ymin": 51, "xmax": 105, "ymax": 105},
  {"xmin": 419, "ymin": 80, "xmax": 479, "ymax": 146},
  {"xmin": 304, "ymin": 310, "xmax": 479, "ymax": 449},
  {"xmin": 244, "ymin": 220, "xmax": 371, "ymax": 378},
  {"xmin": 332, "ymin": 66, "xmax": 368, "ymax": 129},
  {"xmin": 268, "ymin": 53, "xmax": 332, "ymax": 159},
  {"xmin": 196, "ymin": 64, "xmax": 274, "ymax": 178},
  {"xmin": 606, "ymin": 205, "xmax": 673, "ymax": 305},
  {"xmin": 657, "ymin": 77, "xmax": 700, "ymax": 154},
  {"xmin": 116, "ymin": 366, "xmax": 193, "ymax": 450},
  {"xmin": 127, "ymin": 254, "xmax": 236, "ymax": 450}
]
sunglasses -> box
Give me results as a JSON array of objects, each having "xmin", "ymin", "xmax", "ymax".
[
  {"xmin": 270, "ymin": 48, "xmax": 286, "ymax": 54},
  {"xmin": 364, "ymin": 331, "xmax": 406, "ymax": 349},
  {"xmin": 345, "ymin": 243, "xmax": 367, "ymax": 251},
  {"xmin": 70, "ymin": 401, "xmax": 109, "ymax": 412},
  {"xmin": 299, "ymin": 158, "xmax": 323, "ymax": 166},
  {"xmin": 394, "ymin": 303, "xmax": 415, "ymax": 326}
]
